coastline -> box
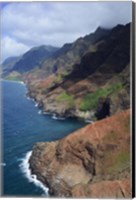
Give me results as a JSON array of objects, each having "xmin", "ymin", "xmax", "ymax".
[
  {"xmin": 28, "ymin": 109, "xmax": 131, "ymax": 198},
  {"xmin": 19, "ymin": 151, "xmax": 49, "ymax": 196},
  {"xmin": 26, "ymin": 82, "xmax": 94, "ymax": 123},
  {"xmin": 3, "ymin": 79, "xmax": 131, "ymax": 197},
  {"xmin": 1, "ymin": 79, "xmax": 25, "ymax": 85},
  {"xmin": 2, "ymin": 80, "xmax": 89, "ymax": 196}
]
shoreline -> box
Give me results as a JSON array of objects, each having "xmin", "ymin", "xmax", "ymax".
[
  {"xmin": 19, "ymin": 151, "xmax": 49, "ymax": 196},
  {"xmin": 26, "ymin": 89, "xmax": 94, "ymax": 123},
  {"xmin": 2, "ymin": 79, "xmax": 94, "ymax": 124},
  {"xmin": 1, "ymin": 79, "xmax": 26, "ymax": 85},
  {"xmin": 28, "ymin": 109, "xmax": 131, "ymax": 198}
]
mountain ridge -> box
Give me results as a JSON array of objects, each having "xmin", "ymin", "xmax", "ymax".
[
  {"xmin": 24, "ymin": 23, "xmax": 130, "ymax": 121},
  {"xmin": 2, "ymin": 26, "xmax": 111, "ymax": 80},
  {"xmin": 1, "ymin": 45, "xmax": 59, "ymax": 75}
]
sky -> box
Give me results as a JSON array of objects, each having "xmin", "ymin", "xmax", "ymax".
[{"xmin": 0, "ymin": 1, "xmax": 132, "ymax": 62}]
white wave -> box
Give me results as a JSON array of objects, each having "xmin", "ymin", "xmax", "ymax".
[
  {"xmin": 43, "ymin": 111, "xmax": 51, "ymax": 115},
  {"xmin": 27, "ymin": 97, "xmax": 31, "ymax": 101},
  {"xmin": 3, "ymin": 80, "xmax": 25, "ymax": 85},
  {"xmin": 25, "ymin": 94, "xmax": 35, "ymax": 102},
  {"xmin": 52, "ymin": 114, "xmax": 66, "ymax": 120},
  {"xmin": 85, "ymin": 119, "xmax": 94, "ymax": 124},
  {"xmin": 19, "ymin": 151, "xmax": 49, "ymax": 196},
  {"xmin": 26, "ymin": 96, "xmax": 31, "ymax": 100},
  {"xmin": 0, "ymin": 163, "xmax": 6, "ymax": 166},
  {"xmin": 35, "ymin": 103, "xmax": 38, "ymax": 107},
  {"xmin": 38, "ymin": 110, "xmax": 42, "ymax": 115},
  {"xmin": 19, "ymin": 81, "xmax": 25, "ymax": 85}
]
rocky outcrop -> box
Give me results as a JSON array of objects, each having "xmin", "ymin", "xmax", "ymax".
[
  {"xmin": 71, "ymin": 179, "xmax": 131, "ymax": 198},
  {"xmin": 29, "ymin": 109, "xmax": 131, "ymax": 198}
]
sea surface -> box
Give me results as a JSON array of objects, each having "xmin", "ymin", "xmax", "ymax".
[{"xmin": 1, "ymin": 80, "xmax": 86, "ymax": 197}]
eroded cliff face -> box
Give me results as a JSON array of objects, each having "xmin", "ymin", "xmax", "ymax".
[
  {"xmin": 29, "ymin": 109, "xmax": 131, "ymax": 198},
  {"xmin": 25, "ymin": 24, "xmax": 130, "ymax": 121}
]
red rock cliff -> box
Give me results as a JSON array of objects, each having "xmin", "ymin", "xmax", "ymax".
[{"xmin": 29, "ymin": 109, "xmax": 131, "ymax": 198}]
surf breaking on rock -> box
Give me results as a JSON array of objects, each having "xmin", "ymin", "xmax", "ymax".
[{"xmin": 19, "ymin": 151, "xmax": 49, "ymax": 196}]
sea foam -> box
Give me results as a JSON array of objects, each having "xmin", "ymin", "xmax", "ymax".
[
  {"xmin": 19, "ymin": 81, "xmax": 25, "ymax": 85},
  {"xmin": 38, "ymin": 110, "xmax": 42, "ymax": 115},
  {"xmin": 52, "ymin": 113, "xmax": 66, "ymax": 120},
  {"xmin": 35, "ymin": 103, "xmax": 38, "ymax": 107},
  {"xmin": 19, "ymin": 151, "xmax": 49, "ymax": 196},
  {"xmin": 43, "ymin": 111, "xmax": 51, "ymax": 115},
  {"xmin": 85, "ymin": 119, "xmax": 94, "ymax": 124}
]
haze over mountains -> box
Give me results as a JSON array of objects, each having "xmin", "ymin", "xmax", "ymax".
[
  {"xmin": 1, "ymin": 26, "xmax": 110, "ymax": 76},
  {"xmin": 1, "ymin": 45, "xmax": 59, "ymax": 75}
]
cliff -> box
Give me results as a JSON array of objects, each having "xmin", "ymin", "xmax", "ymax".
[
  {"xmin": 26, "ymin": 23, "xmax": 130, "ymax": 121},
  {"xmin": 29, "ymin": 109, "xmax": 131, "ymax": 198},
  {"xmin": 1, "ymin": 45, "xmax": 59, "ymax": 76},
  {"xmin": 1, "ymin": 20, "xmax": 131, "ymax": 198},
  {"xmin": 2, "ymin": 27, "xmax": 110, "ymax": 80}
]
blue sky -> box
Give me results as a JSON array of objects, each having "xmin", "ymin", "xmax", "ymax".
[{"xmin": 1, "ymin": 2, "xmax": 132, "ymax": 62}]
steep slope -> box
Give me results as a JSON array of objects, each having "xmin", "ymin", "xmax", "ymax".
[
  {"xmin": 12, "ymin": 45, "xmax": 59, "ymax": 73},
  {"xmin": 25, "ymin": 23, "xmax": 131, "ymax": 198},
  {"xmin": 2, "ymin": 27, "xmax": 110, "ymax": 81},
  {"xmin": 24, "ymin": 27, "xmax": 110, "ymax": 80},
  {"xmin": 1, "ymin": 56, "xmax": 20, "ymax": 68},
  {"xmin": 29, "ymin": 109, "xmax": 131, "ymax": 198},
  {"xmin": 2, "ymin": 45, "xmax": 59, "ymax": 77},
  {"xmin": 1, "ymin": 56, "xmax": 21, "ymax": 77},
  {"xmin": 65, "ymin": 24, "xmax": 130, "ymax": 81},
  {"xmin": 26, "ymin": 23, "xmax": 130, "ymax": 120}
]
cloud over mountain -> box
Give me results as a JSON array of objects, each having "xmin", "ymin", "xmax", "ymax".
[{"xmin": 1, "ymin": 2, "xmax": 132, "ymax": 61}]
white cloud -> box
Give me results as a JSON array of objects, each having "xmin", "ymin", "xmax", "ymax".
[
  {"xmin": 1, "ymin": 2, "xmax": 132, "ymax": 61},
  {"xmin": 1, "ymin": 36, "xmax": 29, "ymax": 61}
]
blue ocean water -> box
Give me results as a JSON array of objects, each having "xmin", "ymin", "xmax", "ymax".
[{"xmin": 1, "ymin": 80, "xmax": 85, "ymax": 197}]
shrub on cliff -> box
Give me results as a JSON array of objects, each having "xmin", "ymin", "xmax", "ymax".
[
  {"xmin": 80, "ymin": 82, "xmax": 123, "ymax": 111},
  {"xmin": 57, "ymin": 91, "xmax": 75, "ymax": 107}
]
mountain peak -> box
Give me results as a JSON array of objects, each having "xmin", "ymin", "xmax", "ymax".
[{"xmin": 94, "ymin": 26, "xmax": 110, "ymax": 34}]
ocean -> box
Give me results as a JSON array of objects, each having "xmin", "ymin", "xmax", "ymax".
[{"xmin": 1, "ymin": 80, "xmax": 86, "ymax": 197}]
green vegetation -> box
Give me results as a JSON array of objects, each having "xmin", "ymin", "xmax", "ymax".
[
  {"xmin": 116, "ymin": 151, "xmax": 130, "ymax": 164},
  {"xmin": 91, "ymin": 116, "xmax": 98, "ymax": 121},
  {"xmin": 57, "ymin": 91, "xmax": 74, "ymax": 107},
  {"xmin": 54, "ymin": 74, "xmax": 63, "ymax": 83},
  {"xmin": 5, "ymin": 76, "xmax": 22, "ymax": 81},
  {"xmin": 54, "ymin": 70, "xmax": 69, "ymax": 84},
  {"xmin": 107, "ymin": 150, "xmax": 130, "ymax": 174},
  {"xmin": 80, "ymin": 82, "xmax": 123, "ymax": 111}
]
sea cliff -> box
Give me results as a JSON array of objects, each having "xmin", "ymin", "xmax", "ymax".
[
  {"xmin": 3, "ymin": 24, "xmax": 130, "ymax": 122},
  {"xmin": 29, "ymin": 109, "xmax": 131, "ymax": 198},
  {"xmin": 2, "ymin": 23, "xmax": 131, "ymax": 197}
]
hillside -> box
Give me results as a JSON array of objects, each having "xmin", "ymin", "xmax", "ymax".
[
  {"xmin": 1, "ymin": 56, "xmax": 20, "ymax": 68},
  {"xmin": 2, "ymin": 27, "xmax": 110, "ymax": 80},
  {"xmin": 1, "ymin": 56, "xmax": 21, "ymax": 77},
  {"xmin": 2, "ymin": 22, "xmax": 131, "ymax": 198},
  {"xmin": 1, "ymin": 45, "xmax": 59, "ymax": 78},
  {"xmin": 26, "ymin": 23, "xmax": 130, "ymax": 121},
  {"xmin": 29, "ymin": 109, "xmax": 131, "ymax": 197},
  {"xmin": 12, "ymin": 45, "xmax": 59, "ymax": 73},
  {"xmin": 22, "ymin": 26, "xmax": 110, "ymax": 80}
]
